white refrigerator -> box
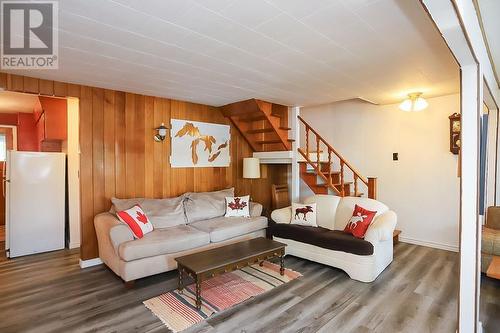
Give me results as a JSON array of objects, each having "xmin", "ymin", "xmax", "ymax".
[{"xmin": 5, "ymin": 151, "xmax": 66, "ymax": 258}]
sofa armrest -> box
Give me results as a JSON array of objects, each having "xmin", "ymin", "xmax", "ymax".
[
  {"xmin": 249, "ymin": 202, "xmax": 263, "ymax": 217},
  {"xmin": 271, "ymin": 206, "xmax": 292, "ymax": 224},
  {"xmin": 364, "ymin": 210, "xmax": 397, "ymax": 244},
  {"xmin": 94, "ymin": 212, "xmax": 134, "ymax": 254}
]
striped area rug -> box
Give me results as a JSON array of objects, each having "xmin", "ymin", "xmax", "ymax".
[{"xmin": 144, "ymin": 261, "xmax": 301, "ymax": 333}]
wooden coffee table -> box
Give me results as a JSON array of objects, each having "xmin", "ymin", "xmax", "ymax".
[{"xmin": 175, "ymin": 237, "xmax": 287, "ymax": 310}]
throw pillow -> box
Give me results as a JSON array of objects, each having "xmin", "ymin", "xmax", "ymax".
[
  {"xmin": 291, "ymin": 203, "xmax": 317, "ymax": 227},
  {"xmin": 225, "ymin": 195, "xmax": 250, "ymax": 217},
  {"xmin": 344, "ymin": 204, "xmax": 377, "ymax": 238},
  {"xmin": 116, "ymin": 204, "xmax": 154, "ymax": 239},
  {"xmin": 184, "ymin": 188, "xmax": 235, "ymax": 223},
  {"xmin": 111, "ymin": 195, "xmax": 186, "ymax": 228}
]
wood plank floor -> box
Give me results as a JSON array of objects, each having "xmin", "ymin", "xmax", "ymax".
[{"xmin": 0, "ymin": 243, "xmax": 495, "ymax": 333}]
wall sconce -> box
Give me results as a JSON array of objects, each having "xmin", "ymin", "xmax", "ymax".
[
  {"xmin": 154, "ymin": 123, "xmax": 168, "ymax": 142},
  {"xmin": 399, "ymin": 92, "xmax": 428, "ymax": 112}
]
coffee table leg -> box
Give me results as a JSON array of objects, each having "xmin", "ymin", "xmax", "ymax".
[
  {"xmin": 178, "ymin": 266, "xmax": 183, "ymax": 294},
  {"xmin": 280, "ymin": 254, "xmax": 285, "ymax": 276},
  {"xmin": 195, "ymin": 276, "xmax": 201, "ymax": 310}
]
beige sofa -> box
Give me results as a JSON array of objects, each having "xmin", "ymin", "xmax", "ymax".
[{"xmin": 94, "ymin": 188, "xmax": 267, "ymax": 282}]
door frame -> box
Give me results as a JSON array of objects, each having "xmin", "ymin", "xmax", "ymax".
[
  {"xmin": 0, "ymin": 125, "xmax": 18, "ymax": 151},
  {"xmin": 0, "ymin": 92, "xmax": 80, "ymax": 251}
]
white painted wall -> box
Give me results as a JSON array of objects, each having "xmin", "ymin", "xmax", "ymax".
[{"xmin": 300, "ymin": 94, "xmax": 460, "ymax": 251}]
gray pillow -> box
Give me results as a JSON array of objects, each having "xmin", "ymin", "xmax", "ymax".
[
  {"xmin": 184, "ymin": 188, "xmax": 234, "ymax": 223},
  {"xmin": 111, "ymin": 195, "xmax": 186, "ymax": 229}
]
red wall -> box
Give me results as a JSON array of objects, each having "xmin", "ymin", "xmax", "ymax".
[
  {"xmin": 0, "ymin": 96, "xmax": 66, "ymax": 152},
  {"xmin": 0, "ymin": 113, "xmax": 18, "ymax": 126},
  {"xmin": 17, "ymin": 113, "xmax": 38, "ymax": 151},
  {"xmin": 0, "ymin": 112, "xmax": 39, "ymax": 151}
]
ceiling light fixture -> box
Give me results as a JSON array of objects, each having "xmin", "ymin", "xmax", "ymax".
[{"xmin": 399, "ymin": 92, "xmax": 428, "ymax": 112}]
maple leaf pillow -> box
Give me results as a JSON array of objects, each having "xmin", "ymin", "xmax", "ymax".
[
  {"xmin": 291, "ymin": 203, "xmax": 318, "ymax": 227},
  {"xmin": 225, "ymin": 195, "xmax": 250, "ymax": 217},
  {"xmin": 344, "ymin": 204, "xmax": 377, "ymax": 238},
  {"xmin": 116, "ymin": 204, "xmax": 154, "ymax": 239}
]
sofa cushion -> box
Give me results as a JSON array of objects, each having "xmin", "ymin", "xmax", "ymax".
[
  {"xmin": 334, "ymin": 197, "xmax": 388, "ymax": 230},
  {"xmin": 190, "ymin": 216, "xmax": 268, "ymax": 243},
  {"xmin": 304, "ymin": 195, "xmax": 341, "ymax": 229},
  {"xmin": 111, "ymin": 196, "xmax": 186, "ymax": 229},
  {"xmin": 184, "ymin": 188, "xmax": 234, "ymax": 223},
  {"xmin": 118, "ymin": 225, "xmax": 210, "ymax": 261},
  {"xmin": 482, "ymin": 227, "xmax": 500, "ymax": 256},
  {"xmin": 271, "ymin": 223, "xmax": 374, "ymax": 255}
]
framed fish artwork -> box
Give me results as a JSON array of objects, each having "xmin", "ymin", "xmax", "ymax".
[{"xmin": 170, "ymin": 119, "xmax": 230, "ymax": 167}]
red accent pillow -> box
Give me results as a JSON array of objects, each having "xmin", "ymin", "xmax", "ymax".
[
  {"xmin": 116, "ymin": 204, "xmax": 154, "ymax": 239},
  {"xmin": 344, "ymin": 204, "xmax": 377, "ymax": 238}
]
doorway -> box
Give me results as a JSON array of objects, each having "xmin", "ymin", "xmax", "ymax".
[{"xmin": 0, "ymin": 91, "xmax": 80, "ymax": 259}]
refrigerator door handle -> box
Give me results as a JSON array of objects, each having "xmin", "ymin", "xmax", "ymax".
[{"xmin": 3, "ymin": 178, "xmax": 9, "ymax": 197}]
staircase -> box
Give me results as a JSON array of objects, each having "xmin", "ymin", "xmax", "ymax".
[
  {"xmin": 221, "ymin": 100, "xmax": 377, "ymax": 199},
  {"xmin": 297, "ymin": 116, "xmax": 377, "ymax": 199},
  {"xmin": 221, "ymin": 99, "xmax": 293, "ymax": 152}
]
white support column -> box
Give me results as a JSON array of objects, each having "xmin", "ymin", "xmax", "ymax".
[
  {"xmin": 290, "ymin": 106, "xmax": 300, "ymax": 202},
  {"xmin": 460, "ymin": 63, "xmax": 481, "ymax": 333},
  {"xmin": 485, "ymin": 100, "xmax": 497, "ymax": 208},
  {"xmin": 421, "ymin": 1, "xmax": 496, "ymax": 331}
]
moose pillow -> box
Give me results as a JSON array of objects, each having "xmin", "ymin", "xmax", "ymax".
[
  {"xmin": 291, "ymin": 203, "xmax": 317, "ymax": 227},
  {"xmin": 344, "ymin": 204, "xmax": 377, "ymax": 238},
  {"xmin": 116, "ymin": 204, "xmax": 154, "ymax": 239},
  {"xmin": 225, "ymin": 195, "xmax": 250, "ymax": 217}
]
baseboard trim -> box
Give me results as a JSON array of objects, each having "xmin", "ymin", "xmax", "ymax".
[
  {"xmin": 79, "ymin": 258, "xmax": 103, "ymax": 268},
  {"xmin": 399, "ymin": 236, "xmax": 459, "ymax": 252},
  {"xmin": 69, "ymin": 242, "xmax": 80, "ymax": 249}
]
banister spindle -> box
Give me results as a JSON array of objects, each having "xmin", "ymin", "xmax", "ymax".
[
  {"xmin": 316, "ymin": 136, "xmax": 320, "ymax": 170},
  {"xmin": 305, "ymin": 127, "xmax": 309, "ymax": 156},
  {"xmin": 328, "ymin": 149, "xmax": 332, "ymax": 186},
  {"xmin": 354, "ymin": 175, "xmax": 358, "ymax": 196},
  {"xmin": 340, "ymin": 161, "xmax": 345, "ymax": 196}
]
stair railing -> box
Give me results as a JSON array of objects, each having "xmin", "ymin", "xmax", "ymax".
[{"xmin": 297, "ymin": 115, "xmax": 377, "ymax": 199}]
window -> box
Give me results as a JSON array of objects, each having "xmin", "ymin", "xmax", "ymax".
[{"xmin": 0, "ymin": 134, "xmax": 6, "ymax": 162}]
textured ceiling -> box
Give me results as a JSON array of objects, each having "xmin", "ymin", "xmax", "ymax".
[{"xmin": 5, "ymin": 0, "xmax": 459, "ymax": 107}]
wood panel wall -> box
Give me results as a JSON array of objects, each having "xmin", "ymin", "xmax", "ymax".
[{"xmin": 0, "ymin": 73, "xmax": 287, "ymax": 260}]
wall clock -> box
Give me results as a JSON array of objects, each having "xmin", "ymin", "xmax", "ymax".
[{"xmin": 449, "ymin": 113, "xmax": 460, "ymax": 155}]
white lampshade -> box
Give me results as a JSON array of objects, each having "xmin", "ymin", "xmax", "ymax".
[
  {"xmin": 399, "ymin": 92, "xmax": 428, "ymax": 112},
  {"xmin": 243, "ymin": 158, "xmax": 260, "ymax": 179}
]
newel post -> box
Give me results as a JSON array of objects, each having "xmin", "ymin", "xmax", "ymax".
[{"xmin": 368, "ymin": 177, "xmax": 377, "ymax": 200}]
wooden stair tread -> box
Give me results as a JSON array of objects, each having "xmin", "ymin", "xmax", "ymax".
[
  {"xmin": 246, "ymin": 128, "xmax": 274, "ymax": 134},
  {"xmin": 255, "ymin": 140, "xmax": 283, "ymax": 144},
  {"xmin": 303, "ymin": 170, "xmax": 341, "ymax": 175},
  {"xmin": 239, "ymin": 114, "xmax": 267, "ymax": 122},
  {"xmin": 333, "ymin": 181, "xmax": 352, "ymax": 186},
  {"xmin": 279, "ymin": 126, "xmax": 291, "ymax": 130},
  {"xmin": 316, "ymin": 181, "xmax": 352, "ymax": 188}
]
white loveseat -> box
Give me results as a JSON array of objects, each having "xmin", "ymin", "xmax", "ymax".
[{"xmin": 270, "ymin": 195, "xmax": 397, "ymax": 282}]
